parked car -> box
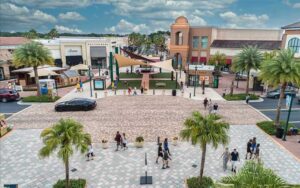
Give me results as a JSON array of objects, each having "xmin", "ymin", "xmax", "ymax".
[
  {"xmin": 266, "ymin": 89, "xmax": 296, "ymax": 99},
  {"xmin": 0, "ymin": 88, "xmax": 20, "ymax": 102},
  {"xmin": 55, "ymin": 98, "xmax": 97, "ymax": 112}
]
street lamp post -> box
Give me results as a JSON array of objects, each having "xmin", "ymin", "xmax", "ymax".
[
  {"xmin": 98, "ymin": 63, "xmax": 101, "ymax": 77},
  {"xmin": 88, "ymin": 65, "xmax": 93, "ymax": 97},
  {"xmin": 175, "ymin": 71, "xmax": 178, "ymax": 89},
  {"xmin": 193, "ymin": 66, "xmax": 197, "ymax": 97},
  {"xmin": 282, "ymin": 94, "xmax": 294, "ymax": 141}
]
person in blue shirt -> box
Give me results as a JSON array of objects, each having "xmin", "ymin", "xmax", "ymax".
[
  {"xmin": 163, "ymin": 138, "xmax": 171, "ymax": 156},
  {"xmin": 230, "ymin": 148, "xmax": 240, "ymax": 173}
]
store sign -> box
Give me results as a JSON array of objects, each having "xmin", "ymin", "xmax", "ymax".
[{"xmin": 65, "ymin": 46, "xmax": 82, "ymax": 56}]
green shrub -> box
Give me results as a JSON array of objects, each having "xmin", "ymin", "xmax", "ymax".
[
  {"xmin": 223, "ymin": 93, "xmax": 259, "ymax": 101},
  {"xmin": 257, "ymin": 121, "xmax": 295, "ymax": 135},
  {"xmin": 22, "ymin": 95, "xmax": 60, "ymax": 102},
  {"xmin": 135, "ymin": 136, "xmax": 144, "ymax": 142},
  {"xmin": 187, "ymin": 176, "xmax": 214, "ymax": 188},
  {"xmin": 53, "ymin": 179, "xmax": 86, "ymax": 188}
]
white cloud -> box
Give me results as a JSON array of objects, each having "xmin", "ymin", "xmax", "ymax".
[
  {"xmin": 55, "ymin": 25, "xmax": 82, "ymax": 33},
  {"xmin": 0, "ymin": 3, "xmax": 56, "ymax": 31},
  {"xmin": 283, "ymin": 0, "xmax": 300, "ymax": 8},
  {"xmin": 293, "ymin": 3, "xmax": 300, "ymax": 8},
  {"xmin": 59, "ymin": 11, "xmax": 85, "ymax": 20},
  {"xmin": 3, "ymin": 0, "xmax": 92, "ymax": 8},
  {"xmin": 189, "ymin": 15, "xmax": 207, "ymax": 26},
  {"xmin": 219, "ymin": 11, "xmax": 269, "ymax": 28},
  {"xmin": 105, "ymin": 19, "xmax": 149, "ymax": 34}
]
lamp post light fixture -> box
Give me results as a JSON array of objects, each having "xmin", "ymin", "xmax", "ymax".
[
  {"xmin": 88, "ymin": 65, "xmax": 93, "ymax": 97},
  {"xmin": 193, "ymin": 65, "xmax": 197, "ymax": 97}
]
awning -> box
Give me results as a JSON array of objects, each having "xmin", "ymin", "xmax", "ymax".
[
  {"xmin": 12, "ymin": 65, "xmax": 65, "ymax": 73},
  {"xmin": 90, "ymin": 46, "xmax": 106, "ymax": 58},
  {"xmin": 149, "ymin": 59, "xmax": 175, "ymax": 72},
  {"xmin": 114, "ymin": 54, "xmax": 147, "ymax": 67},
  {"xmin": 70, "ymin": 64, "xmax": 89, "ymax": 71},
  {"xmin": 28, "ymin": 69, "xmax": 58, "ymax": 77}
]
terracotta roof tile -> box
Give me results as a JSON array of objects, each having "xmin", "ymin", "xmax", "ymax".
[{"xmin": 0, "ymin": 37, "xmax": 30, "ymax": 46}]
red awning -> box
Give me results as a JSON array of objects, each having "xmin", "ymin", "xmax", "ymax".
[
  {"xmin": 226, "ymin": 59, "xmax": 232, "ymax": 65},
  {"xmin": 199, "ymin": 57, "xmax": 207, "ymax": 63},
  {"xmin": 191, "ymin": 56, "xmax": 198, "ymax": 63}
]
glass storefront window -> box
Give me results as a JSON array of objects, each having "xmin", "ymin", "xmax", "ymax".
[
  {"xmin": 201, "ymin": 36, "xmax": 208, "ymax": 49},
  {"xmin": 192, "ymin": 36, "xmax": 199, "ymax": 49}
]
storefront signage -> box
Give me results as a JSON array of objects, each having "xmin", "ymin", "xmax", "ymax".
[{"xmin": 65, "ymin": 46, "xmax": 82, "ymax": 56}]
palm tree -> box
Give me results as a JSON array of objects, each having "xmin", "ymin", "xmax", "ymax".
[
  {"xmin": 47, "ymin": 28, "xmax": 59, "ymax": 39},
  {"xmin": 233, "ymin": 46, "xmax": 263, "ymax": 94},
  {"xmin": 209, "ymin": 51, "xmax": 226, "ymax": 67},
  {"xmin": 39, "ymin": 119, "xmax": 91, "ymax": 188},
  {"xmin": 12, "ymin": 42, "xmax": 54, "ymax": 96},
  {"xmin": 180, "ymin": 112, "xmax": 229, "ymax": 181},
  {"xmin": 260, "ymin": 49, "xmax": 300, "ymax": 127},
  {"xmin": 25, "ymin": 29, "xmax": 38, "ymax": 39},
  {"xmin": 221, "ymin": 161, "xmax": 286, "ymax": 187}
]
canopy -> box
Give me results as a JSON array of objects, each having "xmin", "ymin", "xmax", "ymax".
[
  {"xmin": 12, "ymin": 65, "xmax": 65, "ymax": 73},
  {"xmin": 121, "ymin": 48, "xmax": 156, "ymax": 62},
  {"xmin": 28, "ymin": 69, "xmax": 58, "ymax": 77},
  {"xmin": 114, "ymin": 54, "xmax": 147, "ymax": 67},
  {"xmin": 149, "ymin": 59, "xmax": 175, "ymax": 72},
  {"xmin": 70, "ymin": 64, "xmax": 89, "ymax": 71}
]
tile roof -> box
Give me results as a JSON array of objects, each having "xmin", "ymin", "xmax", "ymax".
[
  {"xmin": 0, "ymin": 37, "xmax": 30, "ymax": 46},
  {"xmin": 0, "ymin": 49, "xmax": 13, "ymax": 62},
  {"xmin": 282, "ymin": 21, "xmax": 300, "ymax": 29},
  {"xmin": 210, "ymin": 40, "xmax": 282, "ymax": 50}
]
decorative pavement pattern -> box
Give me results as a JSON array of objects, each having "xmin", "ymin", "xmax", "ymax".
[
  {"xmin": 7, "ymin": 96, "xmax": 267, "ymax": 142},
  {"xmin": 1, "ymin": 125, "xmax": 299, "ymax": 187}
]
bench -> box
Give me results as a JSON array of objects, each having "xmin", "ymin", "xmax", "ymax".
[{"xmin": 155, "ymin": 82, "xmax": 166, "ymax": 88}]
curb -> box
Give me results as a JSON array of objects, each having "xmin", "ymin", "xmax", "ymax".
[{"xmin": 6, "ymin": 105, "xmax": 33, "ymax": 121}]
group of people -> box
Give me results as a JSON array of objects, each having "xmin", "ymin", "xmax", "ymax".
[
  {"xmin": 203, "ymin": 98, "xmax": 219, "ymax": 114},
  {"xmin": 127, "ymin": 87, "xmax": 138, "ymax": 96},
  {"xmin": 114, "ymin": 131, "xmax": 128, "ymax": 151},
  {"xmin": 245, "ymin": 137, "xmax": 260, "ymax": 161},
  {"xmin": 156, "ymin": 138, "xmax": 172, "ymax": 169},
  {"xmin": 76, "ymin": 80, "xmax": 83, "ymax": 92}
]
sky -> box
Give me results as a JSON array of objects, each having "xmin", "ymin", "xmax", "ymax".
[{"xmin": 0, "ymin": 0, "xmax": 299, "ymax": 34}]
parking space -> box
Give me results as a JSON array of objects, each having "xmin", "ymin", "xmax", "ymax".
[
  {"xmin": 250, "ymin": 97, "xmax": 300, "ymax": 128},
  {"xmin": 0, "ymin": 101, "xmax": 31, "ymax": 118}
]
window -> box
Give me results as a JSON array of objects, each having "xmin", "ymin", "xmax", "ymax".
[
  {"xmin": 288, "ymin": 37, "xmax": 300, "ymax": 53},
  {"xmin": 175, "ymin": 32, "xmax": 183, "ymax": 45},
  {"xmin": 192, "ymin": 36, "xmax": 199, "ymax": 48},
  {"xmin": 201, "ymin": 36, "xmax": 208, "ymax": 48}
]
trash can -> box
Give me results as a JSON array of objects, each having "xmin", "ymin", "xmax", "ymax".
[
  {"xmin": 276, "ymin": 128, "xmax": 284, "ymax": 138},
  {"xmin": 172, "ymin": 89, "xmax": 176, "ymax": 96}
]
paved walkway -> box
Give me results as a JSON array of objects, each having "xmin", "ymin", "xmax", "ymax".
[
  {"xmin": 1, "ymin": 125, "xmax": 299, "ymax": 187},
  {"xmin": 8, "ymin": 96, "xmax": 267, "ymax": 142}
]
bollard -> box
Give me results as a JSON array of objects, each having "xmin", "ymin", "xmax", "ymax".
[
  {"xmin": 95, "ymin": 92, "xmax": 97, "ymax": 99},
  {"xmin": 115, "ymin": 90, "xmax": 116, "ymax": 95},
  {"xmin": 189, "ymin": 92, "xmax": 191, "ymax": 98},
  {"xmin": 157, "ymin": 136, "xmax": 160, "ymax": 145},
  {"xmin": 153, "ymin": 89, "xmax": 155, "ymax": 95}
]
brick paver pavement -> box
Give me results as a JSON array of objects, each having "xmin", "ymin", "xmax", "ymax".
[
  {"xmin": 1, "ymin": 125, "xmax": 299, "ymax": 187},
  {"xmin": 7, "ymin": 96, "xmax": 267, "ymax": 142}
]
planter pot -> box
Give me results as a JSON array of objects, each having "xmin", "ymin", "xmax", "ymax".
[
  {"xmin": 102, "ymin": 142, "xmax": 109, "ymax": 149},
  {"xmin": 173, "ymin": 140, "xmax": 178, "ymax": 146},
  {"xmin": 135, "ymin": 142, "xmax": 144, "ymax": 148},
  {"xmin": 276, "ymin": 128, "xmax": 284, "ymax": 138}
]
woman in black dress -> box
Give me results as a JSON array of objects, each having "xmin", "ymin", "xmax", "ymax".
[{"xmin": 156, "ymin": 143, "xmax": 163, "ymax": 164}]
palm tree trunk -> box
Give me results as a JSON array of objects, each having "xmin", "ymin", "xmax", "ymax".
[
  {"xmin": 33, "ymin": 66, "xmax": 41, "ymax": 96},
  {"xmin": 275, "ymin": 83, "xmax": 287, "ymax": 127},
  {"xmin": 65, "ymin": 158, "xmax": 70, "ymax": 188},
  {"xmin": 230, "ymin": 77, "xmax": 234, "ymax": 95},
  {"xmin": 199, "ymin": 143, "xmax": 207, "ymax": 181},
  {"xmin": 246, "ymin": 71, "xmax": 250, "ymax": 95}
]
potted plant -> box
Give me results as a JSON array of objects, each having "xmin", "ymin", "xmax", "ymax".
[
  {"xmin": 173, "ymin": 136, "xmax": 179, "ymax": 146},
  {"xmin": 135, "ymin": 136, "xmax": 144, "ymax": 148},
  {"xmin": 101, "ymin": 139, "xmax": 108, "ymax": 149}
]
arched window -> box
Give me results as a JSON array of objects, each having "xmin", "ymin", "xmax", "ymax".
[
  {"xmin": 288, "ymin": 37, "xmax": 300, "ymax": 53},
  {"xmin": 175, "ymin": 32, "xmax": 183, "ymax": 45}
]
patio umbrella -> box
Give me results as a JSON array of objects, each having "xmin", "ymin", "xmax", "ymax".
[
  {"xmin": 28, "ymin": 69, "xmax": 58, "ymax": 77},
  {"xmin": 70, "ymin": 64, "xmax": 89, "ymax": 71}
]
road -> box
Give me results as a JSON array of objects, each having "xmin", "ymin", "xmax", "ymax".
[
  {"xmin": 250, "ymin": 97, "xmax": 300, "ymax": 128},
  {"xmin": 0, "ymin": 101, "xmax": 31, "ymax": 118}
]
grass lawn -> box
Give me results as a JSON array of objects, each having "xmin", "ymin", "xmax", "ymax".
[
  {"xmin": 149, "ymin": 80, "xmax": 180, "ymax": 89},
  {"xmin": 22, "ymin": 95, "xmax": 60, "ymax": 102},
  {"xmin": 119, "ymin": 72, "xmax": 142, "ymax": 78},
  {"xmin": 108, "ymin": 80, "xmax": 141, "ymax": 89},
  {"xmin": 224, "ymin": 93, "xmax": 259, "ymax": 101},
  {"xmin": 151, "ymin": 72, "xmax": 172, "ymax": 79}
]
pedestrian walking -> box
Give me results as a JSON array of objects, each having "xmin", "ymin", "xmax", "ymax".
[
  {"xmin": 220, "ymin": 147, "xmax": 230, "ymax": 171},
  {"xmin": 246, "ymin": 94, "xmax": 250, "ymax": 104},
  {"xmin": 203, "ymin": 97, "xmax": 208, "ymax": 110},
  {"xmin": 250, "ymin": 137, "xmax": 257, "ymax": 159},
  {"xmin": 156, "ymin": 143, "xmax": 163, "ymax": 164},
  {"xmin": 128, "ymin": 87, "xmax": 132, "ymax": 95},
  {"xmin": 180, "ymin": 81, "xmax": 183, "ymax": 90},
  {"xmin": 133, "ymin": 87, "xmax": 137, "ymax": 96},
  {"xmin": 230, "ymin": 148, "xmax": 240, "ymax": 173},
  {"xmin": 87, "ymin": 144, "xmax": 94, "ymax": 161},
  {"xmin": 122, "ymin": 133, "xmax": 128, "ymax": 150},
  {"xmin": 76, "ymin": 82, "xmax": 80, "ymax": 92},
  {"xmin": 79, "ymin": 80, "xmax": 83, "ymax": 92},
  {"xmin": 253, "ymin": 143, "xmax": 260, "ymax": 162},
  {"xmin": 140, "ymin": 86, "xmax": 144, "ymax": 94},
  {"xmin": 115, "ymin": 131, "xmax": 122, "ymax": 151},
  {"xmin": 213, "ymin": 103, "xmax": 219, "ymax": 114},
  {"xmin": 162, "ymin": 149, "xmax": 171, "ymax": 169},
  {"xmin": 163, "ymin": 138, "xmax": 171, "ymax": 156},
  {"xmin": 245, "ymin": 139, "xmax": 252, "ymax": 159}
]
